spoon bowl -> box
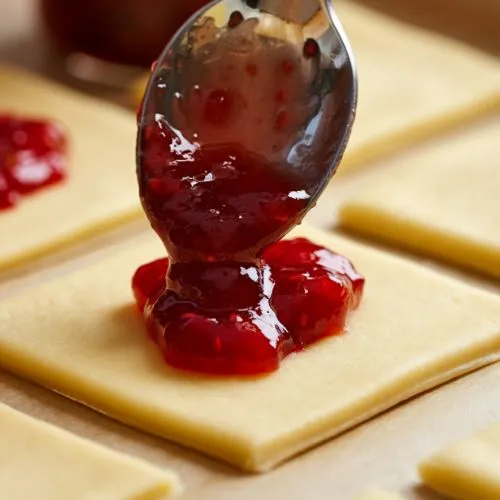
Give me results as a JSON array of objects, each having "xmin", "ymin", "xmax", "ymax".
[
  {"xmin": 138, "ymin": 0, "xmax": 356, "ymax": 204},
  {"xmin": 137, "ymin": 0, "xmax": 357, "ymax": 260}
]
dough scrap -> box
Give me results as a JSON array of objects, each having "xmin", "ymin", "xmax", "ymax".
[
  {"xmin": 0, "ymin": 226, "xmax": 499, "ymax": 472},
  {"xmin": 0, "ymin": 402, "xmax": 181, "ymax": 500},
  {"xmin": 419, "ymin": 421, "xmax": 500, "ymax": 500},
  {"xmin": 0, "ymin": 65, "xmax": 141, "ymax": 273},
  {"xmin": 335, "ymin": 1, "xmax": 500, "ymax": 172},
  {"xmin": 338, "ymin": 117, "xmax": 500, "ymax": 279},
  {"xmin": 355, "ymin": 490, "xmax": 406, "ymax": 500}
]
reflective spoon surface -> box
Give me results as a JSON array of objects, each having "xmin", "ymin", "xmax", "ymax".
[{"xmin": 138, "ymin": 0, "xmax": 357, "ymax": 219}]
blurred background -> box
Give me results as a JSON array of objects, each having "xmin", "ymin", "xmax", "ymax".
[
  {"xmin": 0, "ymin": 0, "xmax": 498, "ymax": 108},
  {"xmin": 357, "ymin": 0, "xmax": 499, "ymax": 56}
]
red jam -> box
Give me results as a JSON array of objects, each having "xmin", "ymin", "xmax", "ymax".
[
  {"xmin": 133, "ymin": 239, "xmax": 364, "ymax": 375},
  {"xmin": 134, "ymin": 15, "xmax": 364, "ymax": 375},
  {"xmin": 0, "ymin": 115, "xmax": 67, "ymax": 210}
]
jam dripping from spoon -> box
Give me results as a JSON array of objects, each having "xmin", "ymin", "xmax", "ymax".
[{"xmin": 134, "ymin": 11, "xmax": 364, "ymax": 376}]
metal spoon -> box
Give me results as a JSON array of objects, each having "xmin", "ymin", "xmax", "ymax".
[{"xmin": 137, "ymin": 0, "xmax": 357, "ymax": 216}]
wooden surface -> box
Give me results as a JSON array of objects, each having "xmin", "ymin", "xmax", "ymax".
[{"xmin": 0, "ymin": 1, "xmax": 499, "ymax": 499}]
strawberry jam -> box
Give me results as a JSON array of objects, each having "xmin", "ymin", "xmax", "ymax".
[
  {"xmin": 134, "ymin": 12, "xmax": 364, "ymax": 375},
  {"xmin": 132, "ymin": 239, "xmax": 364, "ymax": 375},
  {"xmin": 0, "ymin": 115, "xmax": 67, "ymax": 210}
]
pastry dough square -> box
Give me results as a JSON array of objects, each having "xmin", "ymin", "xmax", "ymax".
[
  {"xmin": 0, "ymin": 402, "xmax": 181, "ymax": 499},
  {"xmin": 419, "ymin": 421, "xmax": 500, "ymax": 500},
  {"xmin": 0, "ymin": 226, "xmax": 499, "ymax": 472},
  {"xmin": 0, "ymin": 65, "xmax": 141, "ymax": 272},
  {"xmin": 338, "ymin": 117, "xmax": 500, "ymax": 279},
  {"xmin": 336, "ymin": 2, "xmax": 500, "ymax": 172}
]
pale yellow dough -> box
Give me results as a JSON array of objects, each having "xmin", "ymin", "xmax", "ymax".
[
  {"xmin": 0, "ymin": 402, "xmax": 181, "ymax": 500},
  {"xmin": 338, "ymin": 117, "xmax": 500, "ymax": 279},
  {"xmin": 335, "ymin": 2, "xmax": 500, "ymax": 172},
  {"xmin": 355, "ymin": 490, "xmax": 406, "ymax": 500},
  {"xmin": 419, "ymin": 422, "xmax": 500, "ymax": 500},
  {"xmin": 0, "ymin": 65, "xmax": 141, "ymax": 272},
  {"xmin": 0, "ymin": 226, "xmax": 499, "ymax": 472}
]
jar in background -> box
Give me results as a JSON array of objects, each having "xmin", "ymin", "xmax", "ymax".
[{"xmin": 40, "ymin": 0, "xmax": 210, "ymax": 84}]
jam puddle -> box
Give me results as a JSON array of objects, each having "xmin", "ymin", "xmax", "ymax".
[
  {"xmin": 0, "ymin": 115, "xmax": 67, "ymax": 210},
  {"xmin": 133, "ymin": 238, "xmax": 364, "ymax": 376}
]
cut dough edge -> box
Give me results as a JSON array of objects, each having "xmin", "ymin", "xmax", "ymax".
[
  {"xmin": 338, "ymin": 204, "xmax": 500, "ymax": 279},
  {"xmin": 0, "ymin": 402, "xmax": 182, "ymax": 500},
  {"xmin": 419, "ymin": 421, "xmax": 500, "ymax": 500},
  {"xmin": 342, "ymin": 94, "xmax": 500, "ymax": 174},
  {"xmin": 0, "ymin": 226, "xmax": 499, "ymax": 472},
  {"xmin": 0, "ymin": 208, "xmax": 142, "ymax": 275},
  {"xmin": 337, "ymin": 116, "xmax": 500, "ymax": 280}
]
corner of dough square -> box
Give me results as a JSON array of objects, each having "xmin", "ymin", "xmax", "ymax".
[
  {"xmin": 335, "ymin": 1, "xmax": 500, "ymax": 172},
  {"xmin": 338, "ymin": 117, "xmax": 500, "ymax": 279},
  {"xmin": 419, "ymin": 422, "xmax": 500, "ymax": 500},
  {"xmin": 0, "ymin": 65, "xmax": 142, "ymax": 272},
  {"xmin": 355, "ymin": 490, "xmax": 406, "ymax": 500},
  {"xmin": 0, "ymin": 402, "xmax": 181, "ymax": 499},
  {"xmin": 1, "ymin": 226, "xmax": 499, "ymax": 472}
]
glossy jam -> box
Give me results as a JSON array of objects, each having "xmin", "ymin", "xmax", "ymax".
[
  {"xmin": 135, "ymin": 20, "xmax": 364, "ymax": 375},
  {"xmin": 133, "ymin": 238, "xmax": 364, "ymax": 375},
  {"xmin": 0, "ymin": 115, "xmax": 67, "ymax": 210},
  {"xmin": 139, "ymin": 124, "xmax": 309, "ymax": 262},
  {"xmin": 41, "ymin": 0, "xmax": 210, "ymax": 67}
]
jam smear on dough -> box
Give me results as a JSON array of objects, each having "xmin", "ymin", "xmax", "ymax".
[{"xmin": 0, "ymin": 115, "xmax": 67, "ymax": 210}]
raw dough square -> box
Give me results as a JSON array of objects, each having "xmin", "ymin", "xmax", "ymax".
[
  {"xmin": 0, "ymin": 65, "xmax": 142, "ymax": 272},
  {"xmin": 419, "ymin": 421, "xmax": 500, "ymax": 500},
  {"xmin": 338, "ymin": 117, "xmax": 500, "ymax": 279},
  {"xmin": 0, "ymin": 226, "xmax": 499, "ymax": 472},
  {"xmin": 336, "ymin": 1, "xmax": 500, "ymax": 172},
  {"xmin": 0, "ymin": 402, "xmax": 181, "ymax": 499}
]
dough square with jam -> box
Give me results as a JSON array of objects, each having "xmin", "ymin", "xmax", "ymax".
[
  {"xmin": 0, "ymin": 65, "xmax": 141, "ymax": 272},
  {"xmin": 419, "ymin": 421, "xmax": 500, "ymax": 500},
  {"xmin": 1, "ymin": 226, "xmax": 499, "ymax": 472},
  {"xmin": 0, "ymin": 402, "xmax": 181, "ymax": 499},
  {"xmin": 338, "ymin": 117, "xmax": 500, "ymax": 279},
  {"xmin": 335, "ymin": 1, "xmax": 500, "ymax": 171}
]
